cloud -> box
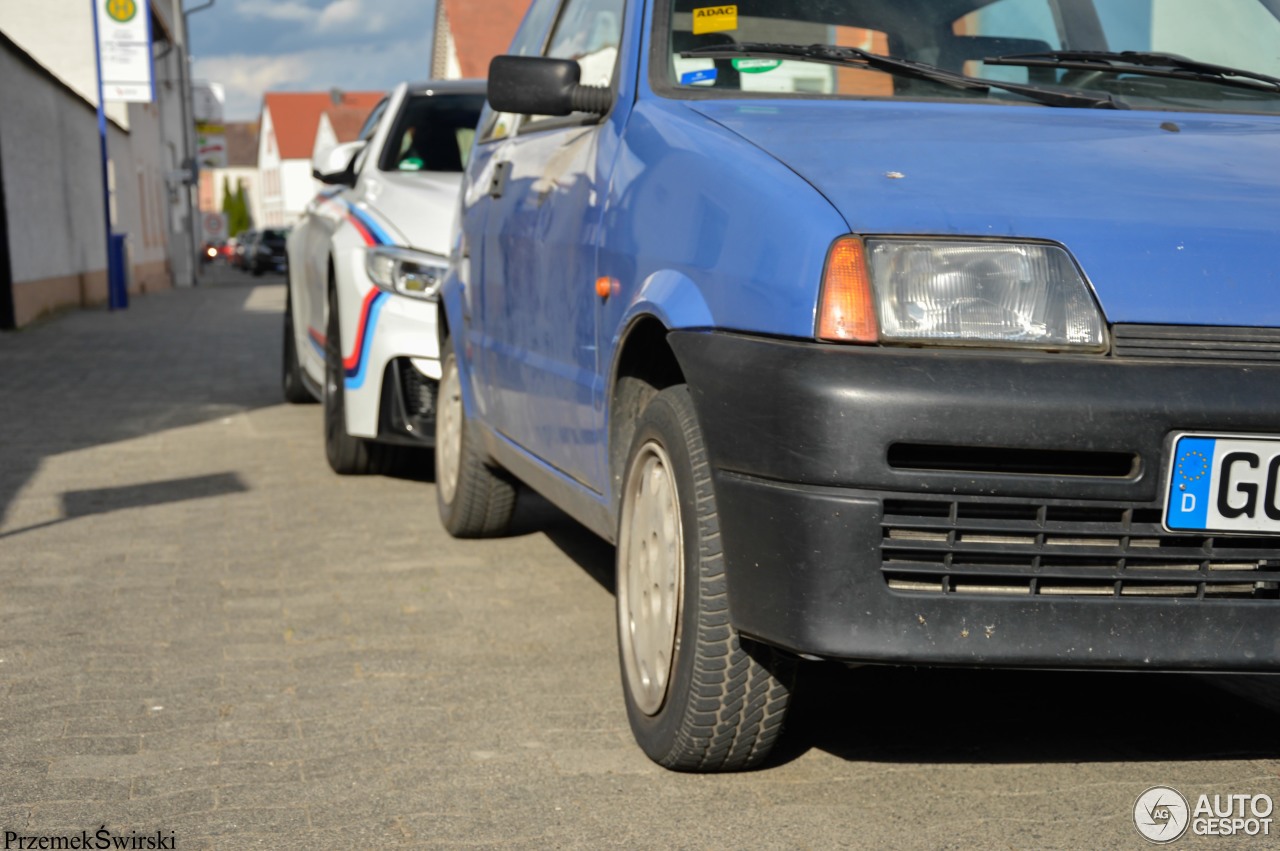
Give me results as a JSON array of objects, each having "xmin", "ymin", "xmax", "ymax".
[
  {"xmin": 193, "ymin": 53, "xmax": 315, "ymax": 119},
  {"xmin": 317, "ymin": 0, "xmax": 389, "ymax": 34},
  {"xmin": 190, "ymin": 0, "xmax": 433, "ymax": 119},
  {"xmin": 234, "ymin": 0, "xmax": 317, "ymax": 23},
  {"xmin": 194, "ymin": 36, "xmax": 432, "ymax": 120}
]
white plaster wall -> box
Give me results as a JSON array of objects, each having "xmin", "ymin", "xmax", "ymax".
[
  {"xmin": 280, "ymin": 159, "xmax": 317, "ymax": 226},
  {"xmin": 312, "ymin": 113, "xmax": 338, "ymax": 164},
  {"xmin": 258, "ymin": 107, "xmax": 284, "ymax": 227},
  {"xmin": 0, "ymin": 0, "xmax": 130, "ymax": 128},
  {"xmin": 0, "ymin": 45, "xmax": 108, "ymax": 284}
]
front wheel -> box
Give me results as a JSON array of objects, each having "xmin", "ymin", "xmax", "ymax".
[
  {"xmin": 323, "ymin": 286, "xmax": 398, "ymax": 475},
  {"xmin": 435, "ymin": 337, "xmax": 517, "ymax": 537},
  {"xmin": 617, "ymin": 385, "xmax": 794, "ymax": 772},
  {"xmin": 282, "ymin": 288, "xmax": 317, "ymax": 404}
]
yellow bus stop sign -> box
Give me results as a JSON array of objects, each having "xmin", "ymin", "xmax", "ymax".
[{"xmin": 106, "ymin": 0, "xmax": 137, "ymax": 23}]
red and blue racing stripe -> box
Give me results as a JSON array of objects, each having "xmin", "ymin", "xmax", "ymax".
[{"xmin": 306, "ymin": 197, "xmax": 395, "ymax": 390}]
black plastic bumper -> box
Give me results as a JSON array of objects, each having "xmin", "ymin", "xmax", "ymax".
[{"xmin": 668, "ymin": 330, "xmax": 1280, "ymax": 671}]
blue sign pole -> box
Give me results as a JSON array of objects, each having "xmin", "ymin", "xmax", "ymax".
[{"xmin": 90, "ymin": 0, "xmax": 128, "ymax": 311}]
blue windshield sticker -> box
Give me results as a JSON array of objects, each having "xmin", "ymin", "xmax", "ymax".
[{"xmin": 680, "ymin": 68, "xmax": 718, "ymax": 85}]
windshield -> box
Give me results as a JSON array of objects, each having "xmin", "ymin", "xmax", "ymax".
[{"xmin": 660, "ymin": 0, "xmax": 1280, "ymax": 114}]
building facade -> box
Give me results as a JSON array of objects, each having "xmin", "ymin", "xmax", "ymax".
[
  {"xmin": 430, "ymin": 0, "xmax": 531, "ymax": 80},
  {"xmin": 0, "ymin": 0, "xmax": 197, "ymax": 329}
]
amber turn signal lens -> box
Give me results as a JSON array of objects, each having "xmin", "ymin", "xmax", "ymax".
[
  {"xmin": 595, "ymin": 277, "xmax": 615, "ymax": 298},
  {"xmin": 817, "ymin": 236, "xmax": 878, "ymax": 343}
]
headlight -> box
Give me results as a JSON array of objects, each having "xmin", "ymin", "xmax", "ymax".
[
  {"xmin": 365, "ymin": 247, "xmax": 448, "ymax": 301},
  {"xmin": 818, "ymin": 237, "xmax": 1107, "ymax": 350}
]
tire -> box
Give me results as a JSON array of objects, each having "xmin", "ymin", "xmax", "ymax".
[
  {"xmin": 435, "ymin": 336, "xmax": 518, "ymax": 537},
  {"xmin": 282, "ymin": 287, "xmax": 317, "ymax": 404},
  {"xmin": 323, "ymin": 286, "xmax": 398, "ymax": 475},
  {"xmin": 617, "ymin": 385, "xmax": 794, "ymax": 772}
]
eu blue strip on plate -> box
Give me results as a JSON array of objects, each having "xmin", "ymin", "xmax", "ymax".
[{"xmin": 1165, "ymin": 436, "xmax": 1215, "ymax": 530}]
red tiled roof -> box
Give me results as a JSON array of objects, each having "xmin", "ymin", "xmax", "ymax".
[
  {"xmin": 442, "ymin": 0, "xmax": 531, "ymax": 79},
  {"xmin": 326, "ymin": 106, "xmax": 373, "ymax": 145},
  {"xmin": 262, "ymin": 91, "xmax": 383, "ymax": 160}
]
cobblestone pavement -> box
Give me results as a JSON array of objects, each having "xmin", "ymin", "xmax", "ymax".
[{"xmin": 1, "ymin": 268, "xmax": 1278, "ymax": 849}]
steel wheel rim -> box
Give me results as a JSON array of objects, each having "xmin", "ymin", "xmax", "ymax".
[
  {"xmin": 436, "ymin": 354, "xmax": 462, "ymax": 505},
  {"xmin": 618, "ymin": 440, "xmax": 684, "ymax": 716}
]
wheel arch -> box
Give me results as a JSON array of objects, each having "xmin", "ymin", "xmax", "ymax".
[{"xmin": 608, "ymin": 314, "xmax": 686, "ymax": 508}]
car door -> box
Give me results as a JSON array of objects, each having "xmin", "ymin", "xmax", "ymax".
[{"xmin": 474, "ymin": 0, "xmax": 628, "ymax": 491}]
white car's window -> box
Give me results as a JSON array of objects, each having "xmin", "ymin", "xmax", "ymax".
[
  {"xmin": 358, "ymin": 99, "xmax": 388, "ymax": 141},
  {"xmin": 379, "ymin": 94, "xmax": 487, "ymax": 173}
]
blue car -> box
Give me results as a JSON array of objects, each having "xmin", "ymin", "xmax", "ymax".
[{"xmin": 437, "ymin": 0, "xmax": 1280, "ymax": 771}]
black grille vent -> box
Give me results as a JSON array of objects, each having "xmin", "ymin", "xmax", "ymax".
[
  {"xmin": 1112, "ymin": 325, "xmax": 1280, "ymax": 363},
  {"xmin": 881, "ymin": 498, "xmax": 1280, "ymax": 600},
  {"xmin": 397, "ymin": 360, "xmax": 437, "ymax": 422}
]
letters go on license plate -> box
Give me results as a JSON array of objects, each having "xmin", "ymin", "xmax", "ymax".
[{"xmin": 1164, "ymin": 434, "xmax": 1280, "ymax": 535}]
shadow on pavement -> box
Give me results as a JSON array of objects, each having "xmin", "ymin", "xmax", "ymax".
[
  {"xmin": 0, "ymin": 271, "xmax": 286, "ymax": 529},
  {"xmin": 514, "ymin": 488, "xmax": 616, "ymax": 595},
  {"xmin": 0, "ymin": 472, "xmax": 249, "ymax": 540},
  {"xmin": 776, "ymin": 662, "xmax": 1280, "ymax": 766}
]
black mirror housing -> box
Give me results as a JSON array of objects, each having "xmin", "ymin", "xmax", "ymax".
[
  {"xmin": 488, "ymin": 55, "xmax": 613, "ymax": 117},
  {"xmin": 312, "ymin": 168, "xmax": 355, "ymax": 187}
]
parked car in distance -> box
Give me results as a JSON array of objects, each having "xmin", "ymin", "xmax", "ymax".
[
  {"xmin": 440, "ymin": 0, "xmax": 1280, "ymax": 772},
  {"xmin": 249, "ymin": 228, "xmax": 289, "ymax": 276},
  {"xmin": 232, "ymin": 230, "xmax": 256, "ymax": 271},
  {"xmin": 283, "ymin": 80, "xmax": 486, "ymax": 476}
]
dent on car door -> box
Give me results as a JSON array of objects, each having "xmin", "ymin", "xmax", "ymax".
[{"xmin": 477, "ymin": 0, "xmax": 628, "ymax": 491}]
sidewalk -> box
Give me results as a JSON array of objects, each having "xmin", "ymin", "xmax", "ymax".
[{"xmin": 0, "ymin": 273, "xmax": 636, "ymax": 847}]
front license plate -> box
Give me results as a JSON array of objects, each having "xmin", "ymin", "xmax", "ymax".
[{"xmin": 1164, "ymin": 433, "xmax": 1280, "ymax": 535}]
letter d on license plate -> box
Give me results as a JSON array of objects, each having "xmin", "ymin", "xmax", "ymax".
[{"xmin": 1164, "ymin": 434, "xmax": 1280, "ymax": 535}]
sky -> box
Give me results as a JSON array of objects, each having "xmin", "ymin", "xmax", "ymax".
[{"xmin": 189, "ymin": 0, "xmax": 437, "ymax": 122}]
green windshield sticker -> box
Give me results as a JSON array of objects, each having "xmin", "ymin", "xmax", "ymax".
[{"xmin": 732, "ymin": 58, "xmax": 782, "ymax": 74}]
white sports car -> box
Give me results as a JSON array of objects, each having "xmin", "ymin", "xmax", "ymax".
[{"xmin": 283, "ymin": 80, "xmax": 486, "ymax": 474}]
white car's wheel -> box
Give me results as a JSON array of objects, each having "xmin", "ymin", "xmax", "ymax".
[
  {"xmin": 323, "ymin": 286, "xmax": 398, "ymax": 475},
  {"xmin": 282, "ymin": 287, "xmax": 317, "ymax": 404}
]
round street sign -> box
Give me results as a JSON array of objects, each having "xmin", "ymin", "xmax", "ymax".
[{"xmin": 202, "ymin": 212, "xmax": 228, "ymax": 242}]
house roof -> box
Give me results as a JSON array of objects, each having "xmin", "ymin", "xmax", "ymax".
[
  {"xmin": 441, "ymin": 0, "xmax": 531, "ymax": 78},
  {"xmin": 326, "ymin": 106, "xmax": 373, "ymax": 145},
  {"xmin": 262, "ymin": 91, "xmax": 383, "ymax": 160},
  {"xmin": 224, "ymin": 121, "xmax": 259, "ymax": 167}
]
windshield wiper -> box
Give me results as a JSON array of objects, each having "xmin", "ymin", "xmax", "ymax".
[
  {"xmin": 680, "ymin": 42, "xmax": 1126, "ymax": 109},
  {"xmin": 985, "ymin": 51, "xmax": 1280, "ymax": 93}
]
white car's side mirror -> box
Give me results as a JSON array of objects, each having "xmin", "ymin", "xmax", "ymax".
[{"xmin": 312, "ymin": 140, "xmax": 366, "ymax": 187}]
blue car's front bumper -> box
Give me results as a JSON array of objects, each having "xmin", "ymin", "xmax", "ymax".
[{"xmin": 670, "ymin": 328, "xmax": 1280, "ymax": 671}]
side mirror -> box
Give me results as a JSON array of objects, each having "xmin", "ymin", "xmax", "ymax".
[
  {"xmin": 487, "ymin": 55, "xmax": 613, "ymax": 117},
  {"xmin": 312, "ymin": 140, "xmax": 366, "ymax": 187}
]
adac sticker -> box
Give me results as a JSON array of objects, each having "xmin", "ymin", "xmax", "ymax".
[
  {"xmin": 680, "ymin": 68, "xmax": 718, "ymax": 85},
  {"xmin": 732, "ymin": 58, "xmax": 782, "ymax": 74},
  {"xmin": 692, "ymin": 4, "xmax": 737, "ymax": 35}
]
